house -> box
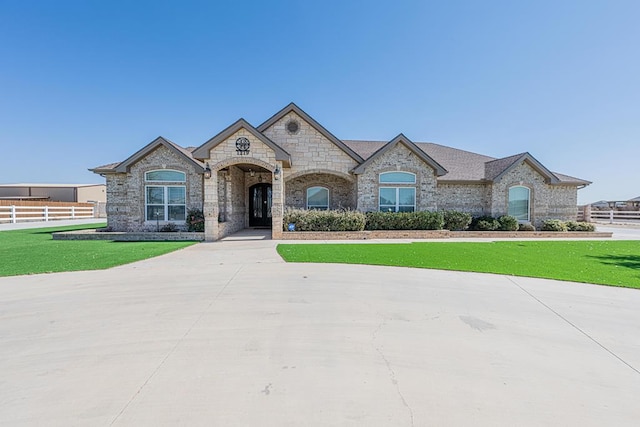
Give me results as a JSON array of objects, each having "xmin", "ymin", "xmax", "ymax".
[{"xmin": 90, "ymin": 103, "xmax": 590, "ymax": 240}]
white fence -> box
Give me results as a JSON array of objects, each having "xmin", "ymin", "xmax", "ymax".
[
  {"xmin": 0, "ymin": 205, "xmax": 95, "ymax": 224},
  {"xmin": 579, "ymin": 209, "xmax": 640, "ymax": 223}
]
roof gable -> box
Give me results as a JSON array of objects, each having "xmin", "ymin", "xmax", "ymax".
[
  {"xmin": 192, "ymin": 118, "xmax": 291, "ymax": 166},
  {"xmin": 112, "ymin": 136, "xmax": 204, "ymax": 173},
  {"xmin": 257, "ymin": 102, "xmax": 364, "ymax": 164},
  {"xmin": 486, "ymin": 152, "xmax": 559, "ymax": 184},
  {"xmin": 352, "ymin": 134, "xmax": 448, "ymax": 176}
]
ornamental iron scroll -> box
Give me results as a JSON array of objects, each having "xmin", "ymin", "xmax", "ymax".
[{"xmin": 236, "ymin": 137, "xmax": 250, "ymax": 155}]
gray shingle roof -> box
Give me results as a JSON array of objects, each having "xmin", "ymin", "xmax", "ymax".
[
  {"xmin": 343, "ymin": 140, "xmax": 589, "ymax": 185},
  {"xmin": 92, "ymin": 136, "xmax": 590, "ymax": 186},
  {"xmin": 344, "ymin": 140, "xmax": 493, "ymax": 181}
]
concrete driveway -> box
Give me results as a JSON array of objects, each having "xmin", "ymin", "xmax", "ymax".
[{"xmin": 1, "ymin": 238, "xmax": 639, "ymax": 426}]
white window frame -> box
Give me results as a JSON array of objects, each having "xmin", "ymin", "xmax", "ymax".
[
  {"xmin": 379, "ymin": 187, "xmax": 416, "ymax": 212},
  {"xmin": 508, "ymin": 185, "xmax": 531, "ymax": 222},
  {"xmin": 379, "ymin": 171, "xmax": 416, "ymax": 184},
  {"xmin": 145, "ymin": 185, "xmax": 186, "ymax": 222},
  {"xmin": 306, "ymin": 186, "xmax": 330, "ymax": 210},
  {"xmin": 145, "ymin": 169, "xmax": 186, "ymax": 182}
]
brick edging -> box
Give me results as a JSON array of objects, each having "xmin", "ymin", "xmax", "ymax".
[
  {"xmin": 281, "ymin": 230, "xmax": 613, "ymax": 240},
  {"xmin": 53, "ymin": 230, "xmax": 205, "ymax": 241}
]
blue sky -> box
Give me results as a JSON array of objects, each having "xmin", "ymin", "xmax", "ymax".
[{"xmin": 1, "ymin": 0, "xmax": 638, "ymax": 204}]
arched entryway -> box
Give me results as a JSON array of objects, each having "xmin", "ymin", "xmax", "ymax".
[{"xmin": 249, "ymin": 183, "xmax": 272, "ymax": 227}]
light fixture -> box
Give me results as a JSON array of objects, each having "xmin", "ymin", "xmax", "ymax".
[
  {"xmin": 204, "ymin": 163, "xmax": 212, "ymax": 179},
  {"xmin": 274, "ymin": 165, "xmax": 281, "ymax": 180},
  {"xmin": 249, "ymin": 169, "xmax": 255, "ymax": 177}
]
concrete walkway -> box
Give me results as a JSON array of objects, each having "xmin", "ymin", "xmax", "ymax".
[{"xmin": 1, "ymin": 237, "xmax": 639, "ymax": 426}]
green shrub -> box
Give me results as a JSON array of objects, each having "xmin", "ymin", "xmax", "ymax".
[
  {"xmin": 518, "ymin": 223, "xmax": 536, "ymax": 231},
  {"xmin": 364, "ymin": 211, "xmax": 445, "ymax": 230},
  {"xmin": 541, "ymin": 219, "xmax": 568, "ymax": 232},
  {"xmin": 186, "ymin": 208, "xmax": 205, "ymax": 232},
  {"xmin": 442, "ymin": 210, "xmax": 472, "ymax": 231},
  {"xmin": 160, "ymin": 223, "xmax": 178, "ymax": 232},
  {"xmin": 497, "ymin": 215, "xmax": 519, "ymax": 231},
  {"xmin": 283, "ymin": 209, "xmax": 366, "ymax": 231},
  {"xmin": 471, "ymin": 216, "xmax": 500, "ymax": 231},
  {"xmin": 566, "ymin": 221, "xmax": 595, "ymax": 232}
]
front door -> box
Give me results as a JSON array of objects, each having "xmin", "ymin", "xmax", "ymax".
[{"xmin": 249, "ymin": 183, "xmax": 272, "ymax": 227}]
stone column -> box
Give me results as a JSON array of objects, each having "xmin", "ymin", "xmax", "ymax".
[
  {"xmin": 204, "ymin": 172, "xmax": 219, "ymax": 241},
  {"xmin": 271, "ymin": 162, "xmax": 284, "ymax": 239}
]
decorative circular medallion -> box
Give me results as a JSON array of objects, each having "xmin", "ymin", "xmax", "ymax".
[
  {"xmin": 286, "ymin": 119, "xmax": 300, "ymax": 134},
  {"xmin": 235, "ymin": 137, "xmax": 250, "ymax": 155}
]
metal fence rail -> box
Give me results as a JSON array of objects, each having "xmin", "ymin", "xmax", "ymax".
[{"xmin": 0, "ymin": 205, "xmax": 95, "ymax": 223}]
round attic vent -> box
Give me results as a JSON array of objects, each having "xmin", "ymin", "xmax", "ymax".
[{"xmin": 286, "ymin": 119, "xmax": 300, "ymax": 134}]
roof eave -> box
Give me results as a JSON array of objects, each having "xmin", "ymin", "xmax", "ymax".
[
  {"xmin": 193, "ymin": 118, "xmax": 292, "ymax": 167},
  {"xmin": 352, "ymin": 134, "xmax": 448, "ymax": 176},
  {"xmin": 113, "ymin": 137, "xmax": 205, "ymax": 174}
]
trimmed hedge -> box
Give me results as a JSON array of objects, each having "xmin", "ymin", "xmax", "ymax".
[
  {"xmin": 497, "ymin": 215, "xmax": 519, "ymax": 231},
  {"xmin": 566, "ymin": 221, "xmax": 596, "ymax": 232},
  {"xmin": 282, "ymin": 209, "xmax": 596, "ymax": 233},
  {"xmin": 543, "ymin": 220, "xmax": 595, "ymax": 232},
  {"xmin": 471, "ymin": 215, "xmax": 522, "ymax": 231},
  {"xmin": 442, "ymin": 211, "xmax": 472, "ymax": 231},
  {"xmin": 541, "ymin": 219, "xmax": 568, "ymax": 232},
  {"xmin": 283, "ymin": 209, "xmax": 366, "ymax": 231},
  {"xmin": 518, "ymin": 223, "xmax": 536, "ymax": 231},
  {"xmin": 471, "ymin": 216, "xmax": 500, "ymax": 231},
  {"xmin": 364, "ymin": 211, "xmax": 444, "ymax": 230}
]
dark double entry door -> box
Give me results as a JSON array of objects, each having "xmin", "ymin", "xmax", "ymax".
[{"xmin": 249, "ymin": 183, "xmax": 272, "ymax": 227}]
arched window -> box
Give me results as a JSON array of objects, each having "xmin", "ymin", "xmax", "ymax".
[
  {"xmin": 508, "ymin": 186, "xmax": 530, "ymax": 221},
  {"xmin": 379, "ymin": 171, "xmax": 416, "ymax": 184},
  {"xmin": 145, "ymin": 170, "xmax": 186, "ymax": 182},
  {"xmin": 145, "ymin": 169, "xmax": 186, "ymax": 221},
  {"xmin": 307, "ymin": 186, "xmax": 329, "ymax": 210}
]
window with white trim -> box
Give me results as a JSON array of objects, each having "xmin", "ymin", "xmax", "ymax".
[
  {"xmin": 379, "ymin": 187, "xmax": 416, "ymax": 212},
  {"xmin": 379, "ymin": 171, "xmax": 416, "ymax": 184},
  {"xmin": 145, "ymin": 170, "xmax": 186, "ymax": 182},
  {"xmin": 379, "ymin": 172, "xmax": 416, "ymax": 212},
  {"xmin": 508, "ymin": 186, "xmax": 530, "ymax": 221},
  {"xmin": 307, "ymin": 186, "xmax": 329, "ymax": 210},
  {"xmin": 145, "ymin": 170, "xmax": 186, "ymax": 221}
]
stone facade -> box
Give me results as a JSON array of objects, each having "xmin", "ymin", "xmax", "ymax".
[
  {"xmin": 285, "ymin": 172, "xmax": 356, "ymax": 210},
  {"xmin": 356, "ymin": 143, "xmax": 438, "ymax": 212},
  {"xmin": 105, "ymin": 146, "xmax": 203, "ymax": 232},
  {"xmin": 96, "ymin": 103, "xmax": 587, "ymax": 239},
  {"xmin": 490, "ymin": 161, "xmax": 577, "ymax": 227},
  {"xmin": 262, "ymin": 112, "xmax": 359, "ymax": 178},
  {"xmin": 436, "ymin": 183, "xmax": 491, "ymax": 216}
]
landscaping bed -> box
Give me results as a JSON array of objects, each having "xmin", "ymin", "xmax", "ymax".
[
  {"xmin": 281, "ymin": 230, "xmax": 611, "ymax": 240},
  {"xmin": 52, "ymin": 228, "xmax": 205, "ymax": 241}
]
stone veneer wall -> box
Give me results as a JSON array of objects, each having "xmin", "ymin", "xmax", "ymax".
[
  {"xmin": 203, "ymin": 127, "xmax": 281, "ymax": 240},
  {"xmin": 285, "ymin": 173, "xmax": 356, "ymax": 210},
  {"xmin": 436, "ymin": 183, "xmax": 491, "ymax": 216},
  {"xmin": 261, "ymin": 111, "xmax": 359, "ymax": 179},
  {"xmin": 490, "ymin": 161, "xmax": 578, "ymax": 226},
  {"xmin": 217, "ymin": 165, "xmax": 246, "ymax": 238},
  {"xmin": 105, "ymin": 146, "xmax": 203, "ymax": 232},
  {"xmin": 356, "ymin": 143, "xmax": 438, "ymax": 212}
]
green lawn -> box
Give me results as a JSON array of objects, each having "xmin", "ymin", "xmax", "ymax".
[
  {"xmin": 277, "ymin": 241, "xmax": 640, "ymax": 288},
  {"xmin": 0, "ymin": 223, "xmax": 197, "ymax": 277}
]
